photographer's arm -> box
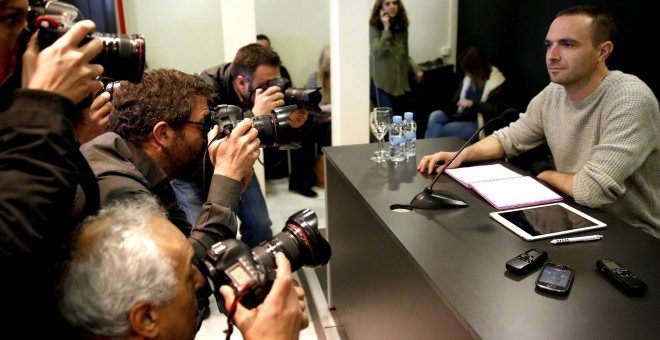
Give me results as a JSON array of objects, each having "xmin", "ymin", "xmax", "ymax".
[{"xmin": 220, "ymin": 252, "xmax": 309, "ymax": 340}]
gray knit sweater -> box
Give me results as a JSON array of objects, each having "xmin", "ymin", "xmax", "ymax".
[{"xmin": 493, "ymin": 71, "xmax": 660, "ymax": 238}]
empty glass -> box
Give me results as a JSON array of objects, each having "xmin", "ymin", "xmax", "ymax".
[{"xmin": 370, "ymin": 107, "xmax": 392, "ymax": 163}]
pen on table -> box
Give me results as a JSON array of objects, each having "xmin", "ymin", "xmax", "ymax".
[{"xmin": 550, "ymin": 234, "xmax": 603, "ymax": 245}]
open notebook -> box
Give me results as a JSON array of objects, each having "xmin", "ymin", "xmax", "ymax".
[{"xmin": 445, "ymin": 164, "xmax": 563, "ymax": 210}]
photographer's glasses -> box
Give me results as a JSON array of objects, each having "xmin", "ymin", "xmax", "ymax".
[{"xmin": 172, "ymin": 121, "xmax": 215, "ymax": 134}]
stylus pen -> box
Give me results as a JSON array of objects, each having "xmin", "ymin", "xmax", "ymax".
[{"xmin": 550, "ymin": 234, "xmax": 603, "ymax": 245}]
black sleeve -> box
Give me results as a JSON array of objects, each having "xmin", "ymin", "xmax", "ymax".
[{"xmin": 0, "ymin": 89, "xmax": 79, "ymax": 257}]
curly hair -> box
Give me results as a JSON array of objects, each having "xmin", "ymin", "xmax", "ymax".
[
  {"xmin": 108, "ymin": 68, "xmax": 215, "ymax": 144},
  {"xmin": 369, "ymin": 0, "xmax": 410, "ymax": 32}
]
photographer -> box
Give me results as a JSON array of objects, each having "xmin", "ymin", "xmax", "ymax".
[
  {"xmin": 57, "ymin": 193, "xmax": 309, "ymax": 340},
  {"xmin": 1, "ymin": 0, "xmax": 105, "ymax": 336},
  {"xmin": 76, "ymin": 68, "xmax": 261, "ymax": 329},
  {"xmin": 172, "ymin": 42, "xmax": 311, "ymax": 251}
]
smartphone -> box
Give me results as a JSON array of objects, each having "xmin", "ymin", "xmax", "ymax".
[{"xmin": 535, "ymin": 262, "xmax": 574, "ymax": 295}]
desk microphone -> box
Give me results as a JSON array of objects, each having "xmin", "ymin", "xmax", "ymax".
[{"xmin": 408, "ymin": 108, "xmax": 519, "ymax": 209}]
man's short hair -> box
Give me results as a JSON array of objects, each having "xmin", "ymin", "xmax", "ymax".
[
  {"xmin": 557, "ymin": 5, "xmax": 617, "ymax": 46},
  {"xmin": 108, "ymin": 68, "xmax": 215, "ymax": 144},
  {"xmin": 230, "ymin": 43, "xmax": 282, "ymax": 80}
]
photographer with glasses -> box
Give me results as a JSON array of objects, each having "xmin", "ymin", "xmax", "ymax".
[{"xmin": 75, "ymin": 68, "xmax": 261, "ymax": 329}]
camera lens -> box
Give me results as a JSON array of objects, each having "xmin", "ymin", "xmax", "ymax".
[
  {"xmin": 251, "ymin": 114, "xmax": 278, "ymax": 147},
  {"xmin": 252, "ymin": 209, "xmax": 331, "ymax": 273},
  {"xmin": 92, "ymin": 33, "xmax": 146, "ymax": 83},
  {"xmin": 284, "ymin": 87, "xmax": 322, "ymax": 111}
]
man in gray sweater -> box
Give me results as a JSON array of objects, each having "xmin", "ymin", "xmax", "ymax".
[{"xmin": 418, "ymin": 5, "xmax": 659, "ymax": 238}]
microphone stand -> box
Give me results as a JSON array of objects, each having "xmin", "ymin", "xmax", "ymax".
[{"xmin": 408, "ymin": 109, "xmax": 518, "ymax": 209}]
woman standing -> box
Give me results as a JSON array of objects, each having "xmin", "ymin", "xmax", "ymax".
[{"xmin": 369, "ymin": 0, "xmax": 423, "ymax": 116}]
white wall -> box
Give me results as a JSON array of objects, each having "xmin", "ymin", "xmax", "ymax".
[
  {"xmin": 122, "ymin": 0, "xmax": 225, "ymax": 74},
  {"xmin": 121, "ymin": 0, "xmax": 457, "ymax": 192}
]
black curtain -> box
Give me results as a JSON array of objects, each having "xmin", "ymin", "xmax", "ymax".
[{"xmin": 62, "ymin": 0, "xmax": 118, "ymax": 33}]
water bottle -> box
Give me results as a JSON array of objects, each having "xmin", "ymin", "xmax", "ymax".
[
  {"xmin": 403, "ymin": 111, "xmax": 417, "ymax": 158},
  {"xmin": 389, "ymin": 115, "xmax": 405, "ymax": 163}
]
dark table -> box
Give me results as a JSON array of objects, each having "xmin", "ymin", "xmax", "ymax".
[{"xmin": 323, "ymin": 138, "xmax": 660, "ymax": 340}]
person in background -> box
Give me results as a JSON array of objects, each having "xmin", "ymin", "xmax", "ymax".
[
  {"xmin": 256, "ymin": 35, "xmax": 320, "ymax": 197},
  {"xmin": 198, "ymin": 42, "xmax": 318, "ymax": 198},
  {"xmin": 369, "ymin": 0, "xmax": 423, "ymax": 117},
  {"xmin": 424, "ymin": 46, "xmax": 509, "ymax": 141},
  {"xmin": 1, "ymin": 0, "xmax": 105, "ymax": 336},
  {"xmin": 257, "ymin": 33, "xmax": 292, "ymax": 86},
  {"xmin": 77, "ymin": 68, "xmax": 261, "ymax": 328},
  {"xmin": 57, "ymin": 193, "xmax": 309, "ymax": 340},
  {"xmin": 306, "ymin": 44, "xmax": 332, "ymax": 187},
  {"xmin": 418, "ymin": 5, "xmax": 660, "ymax": 239}
]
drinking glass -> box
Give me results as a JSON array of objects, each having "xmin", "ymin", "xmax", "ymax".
[{"xmin": 370, "ymin": 107, "xmax": 392, "ymax": 163}]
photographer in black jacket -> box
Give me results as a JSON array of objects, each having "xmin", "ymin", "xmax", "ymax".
[{"xmin": 1, "ymin": 0, "xmax": 105, "ymax": 335}]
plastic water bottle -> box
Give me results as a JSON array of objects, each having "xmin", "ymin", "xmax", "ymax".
[
  {"xmin": 403, "ymin": 111, "xmax": 417, "ymax": 158},
  {"xmin": 389, "ymin": 115, "xmax": 405, "ymax": 163}
]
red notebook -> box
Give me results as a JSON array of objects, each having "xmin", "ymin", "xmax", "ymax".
[{"xmin": 445, "ymin": 164, "xmax": 563, "ymax": 210}]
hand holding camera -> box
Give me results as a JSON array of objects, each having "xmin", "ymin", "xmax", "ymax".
[
  {"xmin": 207, "ymin": 118, "xmax": 260, "ymax": 183},
  {"xmin": 21, "ymin": 19, "xmax": 104, "ymax": 105},
  {"xmin": 219, "ymin": 253, "xmax": 309, "ymax": 339},
  {"xmin": 204, "ymin": 209, "xmax": 331, "ymax": 310},
  {"xmin": 252, "ymin": 85, "xmax": 286, "ymax": 116}
]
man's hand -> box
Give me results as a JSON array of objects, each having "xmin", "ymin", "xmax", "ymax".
[
  {"xmin": 417, "ymin": 150, "xmax": 465, "ymax": 175},
  {"xmin": 76, "ymin": 90, "xmax": 112, "ymax": 144},
  {"xmin": 287, "ymin": 108, "xmax": 308, "ymax": 128},
  {"xmin": 252, "ymin": 86, "xmax": 285, "ymax": 116},
  {"xmin": 206, "ymin": 119, "xmax": 260, "ymax": 182},
  {"xmin": 220, "ymin": 252, "xmax": 308, "ymax": 340},
  {"xmin": 21, "ymin": 20, "xmax": 104, "ymax": 105}
]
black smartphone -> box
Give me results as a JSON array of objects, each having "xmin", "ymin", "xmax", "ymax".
[
  {"xmin": 506, "ymin": 248, "xmax": 548, "ymax": 275},
  {"xmin": 535, "ymin": 262, "xmax": 574, "ymax": 295}
]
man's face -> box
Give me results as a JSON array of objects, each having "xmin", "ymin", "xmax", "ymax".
[
  {"xmin": 165, "ymin": 97, "xmax": 211, "ymax": 178},
  {"xmin": 0, "ymin": 0, "xmax": 28, "ymax": 81},
  {"xmin": 544, "ymin": 14, "xmax": 601, "ymax": 88},
  {"xmin": 238, "ymin": 64, "xmax": 281, "ymax": 107},
  {"xmin": 149, "ymin": 216, "xmax": 206, "ymax": 340}
]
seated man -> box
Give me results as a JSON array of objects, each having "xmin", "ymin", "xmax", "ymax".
[
  {"xmin": 418, "ymin": 5, "xmax": 660, "ymax": 238},
  {"xmin": 57, "ymin": 193, "xmax": 309, "ymax": 340}
]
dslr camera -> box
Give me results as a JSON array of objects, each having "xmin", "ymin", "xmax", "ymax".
[
  {"xmin": 266, "ymin": 78, "xmax": 322, "ymax": 112},
  {"xmin": 27, "ymin": 0, "xmax": 146, "ymax": 83},
  {"xmin": 204, "ymin": 209, "xmax": 331, "ymax": 309},
  {"xmin": 210, "ymin": 104, "xmax": 301, "ymax": 149}
]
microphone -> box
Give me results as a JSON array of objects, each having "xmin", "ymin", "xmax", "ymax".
[{"xmin": 408, "ymin": 108, "xmax": 519, "ymax": 209}]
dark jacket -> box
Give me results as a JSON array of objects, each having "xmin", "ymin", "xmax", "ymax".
[
  {"xmin": 78, "ymin": 132, "xmax": 243, "ymax": 325},
  {"xmin": 0, "ymin": 89, "xmax": 93, "ymax": 336},
  {"xmin": 79, "ymin": 132, "xmax": 241, "ymax": 267}
]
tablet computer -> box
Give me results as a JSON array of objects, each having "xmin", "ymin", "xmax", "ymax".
[{"xmin": 489, "ymin": 203, "xmax": 607, "ymax": 241}]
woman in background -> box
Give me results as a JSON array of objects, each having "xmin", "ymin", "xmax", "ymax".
[
  {"xmin": 307, "ymin": 44, "xmax": 331, "ymax": 114},
  {"xmin": 306, "ymin": 44, "xmax": 331, "ymax": 187},
  {"xmin": 424, "ymin": 46, "xmax": 509, "ymax": 141},
  {"xmin": 369, "ymin": 0, "xmax": 423, "ymax": 117}
]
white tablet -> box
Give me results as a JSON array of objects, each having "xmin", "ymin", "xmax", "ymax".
[{"xmin": 490, "ymin": 203, "xmax": 607, "ymax": 241}]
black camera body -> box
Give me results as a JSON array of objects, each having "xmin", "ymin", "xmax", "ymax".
[
  {"xmin": 27, "ymin": 0, "xmax": 146, "ymax": 83},
  {"xmin": 204, "ymin": 209, "xmax": 331, "ymax": 309},
  {"xmin": 210, "ymin": 104, "xmax": 301, "ymax": 149}
]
